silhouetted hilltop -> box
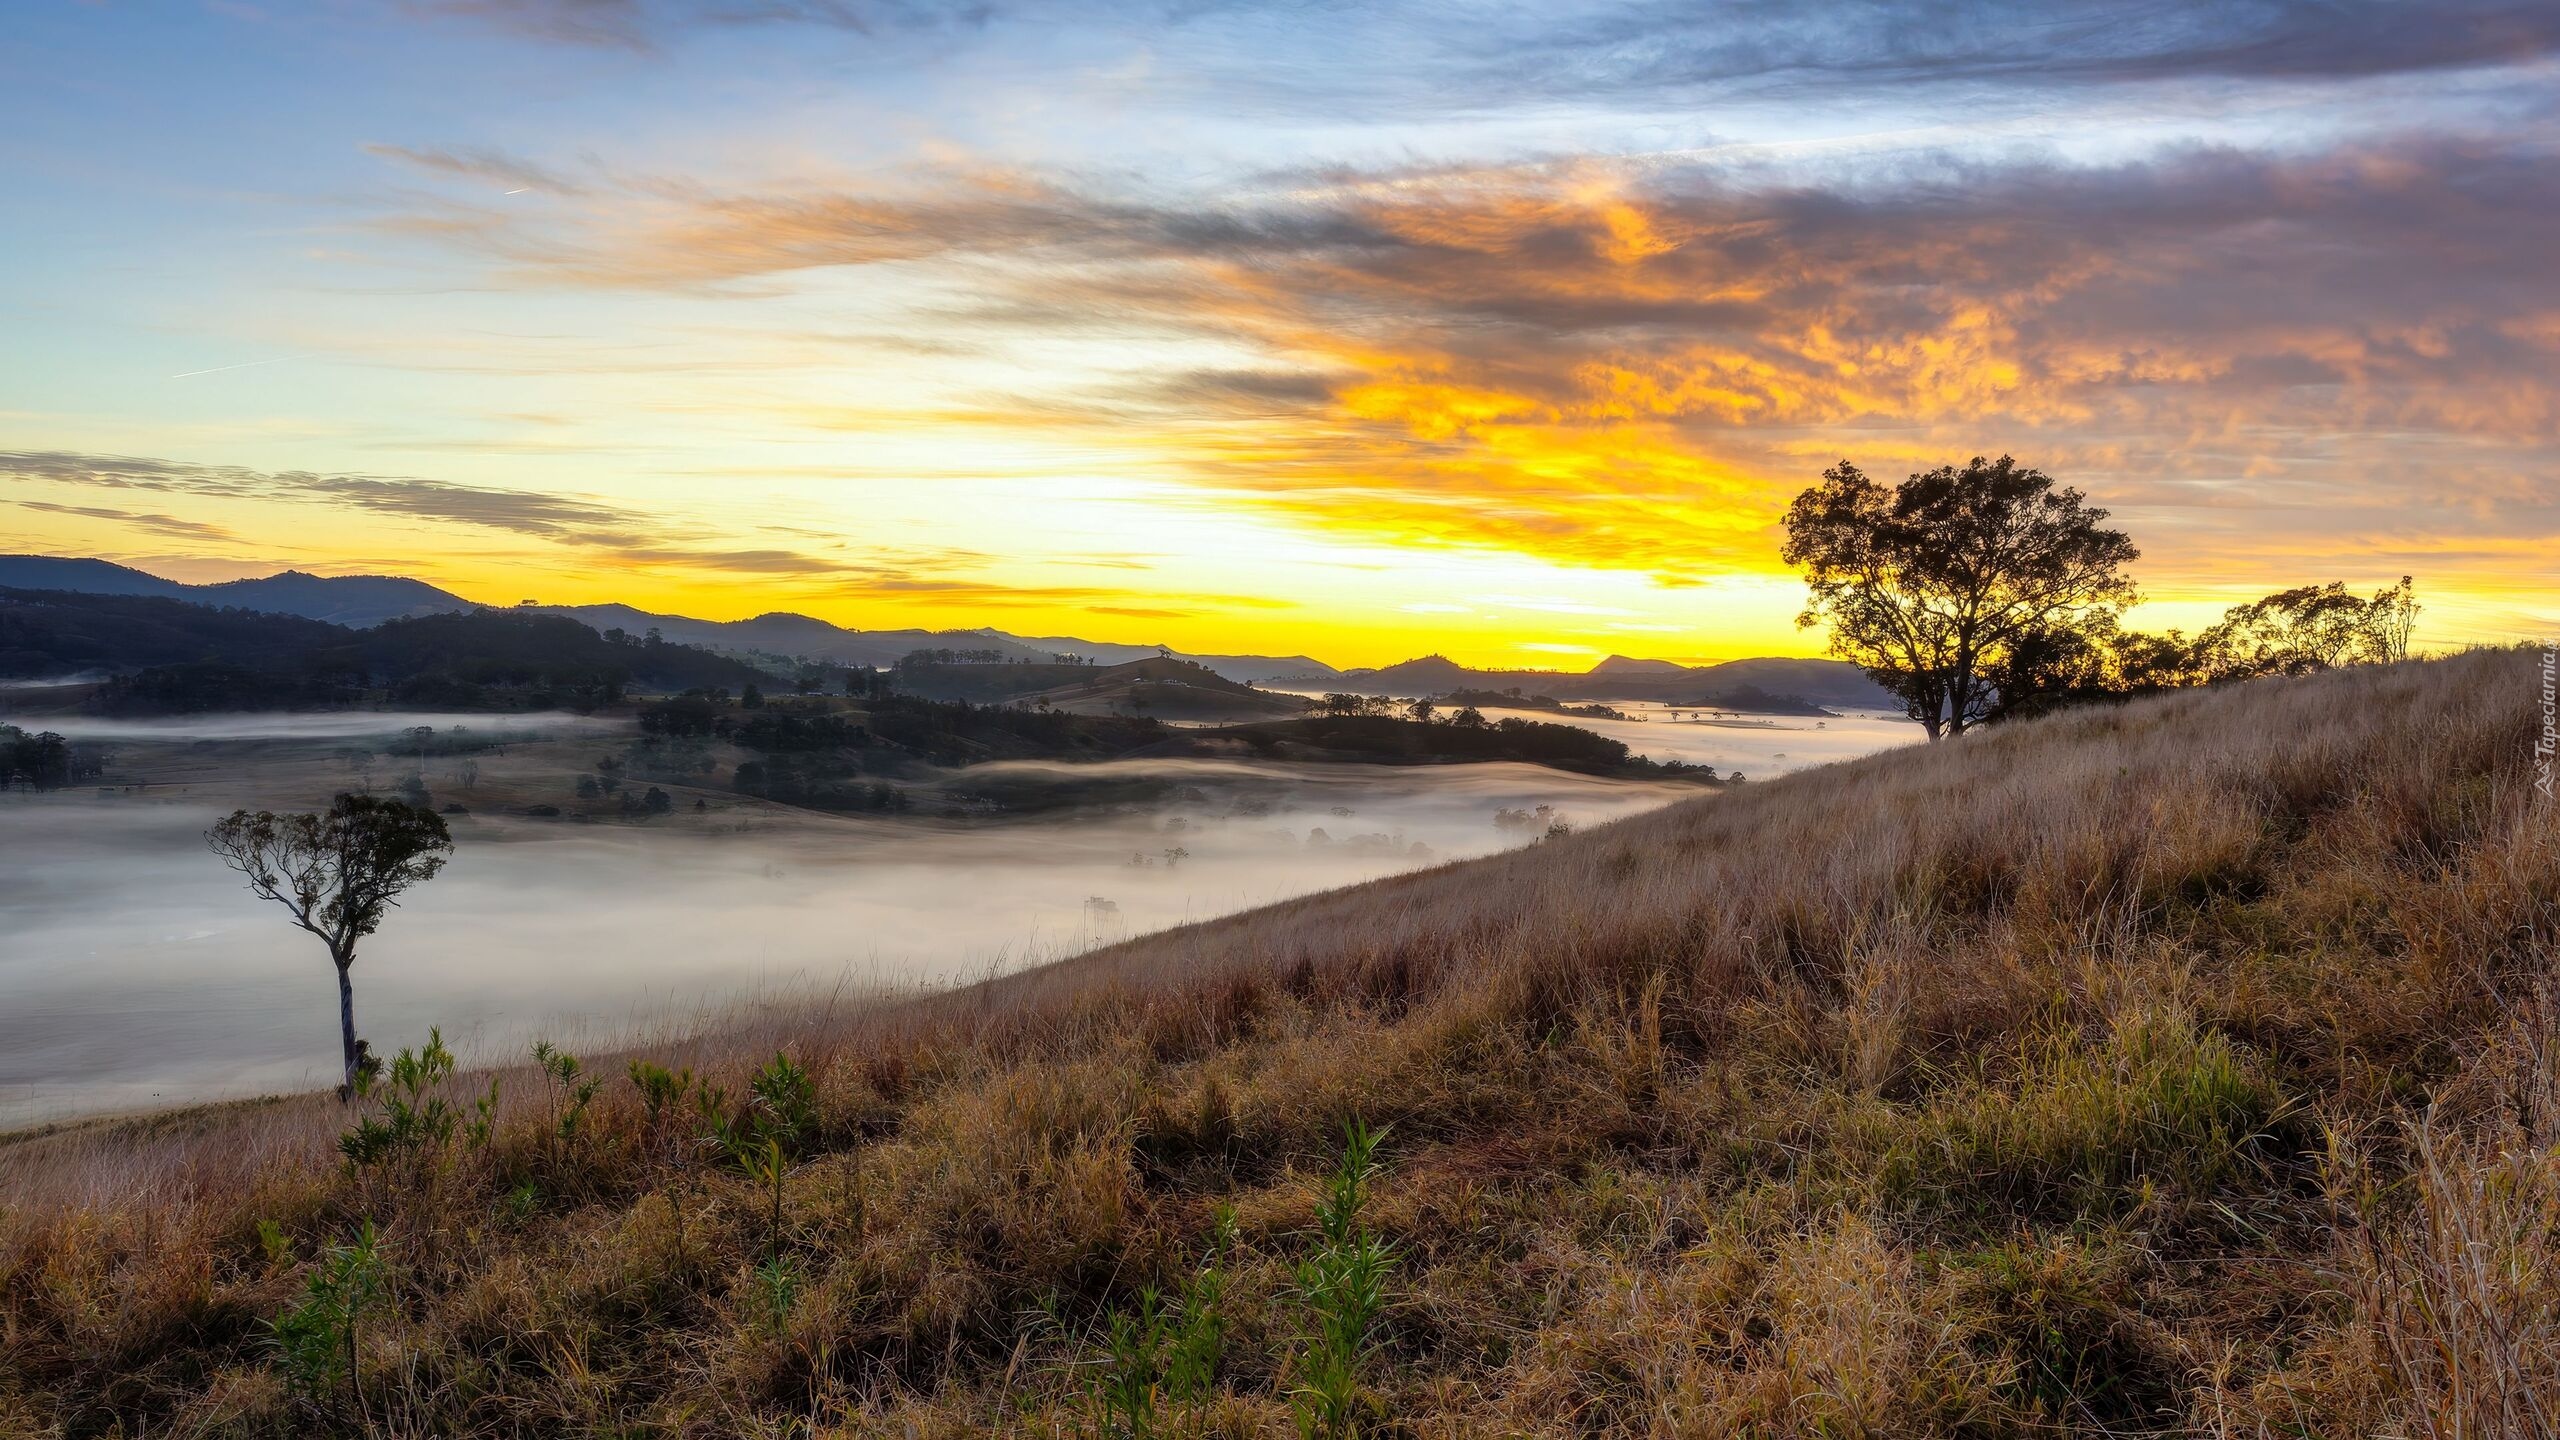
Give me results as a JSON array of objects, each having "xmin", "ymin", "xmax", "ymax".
[
  {"xmin": 0, "ymin": 556, "xmax": 471, "ymax": 626},
  {"xmin": 0, "ymin": 587, "xmax": 766, "ymax": 712}
]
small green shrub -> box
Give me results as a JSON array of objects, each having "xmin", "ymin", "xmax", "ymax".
[
  {"xmin": 463, "ymin": 1075, "xmax": 501, "ymax": 1151},
  {"xmin": 1082, "ymin": 1207, "xmax": 1234, "ymax": 1438},
  {"xmin": 747, "ymin": 1253, "xmax": 800, "ymax": 1338},
  {"xmin": 748, "ymin": 1050, "xmax": 817, "ymax": 1150},
  {"xmin": 629, "ymin": 1059, "xmax": 695, "ymax": 1123},
  {"xmin": 270, "ymin": 1221, "xmax": 386, "ymax": 1403},
  {"xmin": 532, "ymin": 1040, "xmax": 601, "ymax": 1149},
  {"xmin": 699, "ymin": 1053, "xmax": 818, "ymax": 1257},
  {"xmin": 338, "ymin": 1029, "xmax": 457, "ymax": 1167},
  {"xmin": 1288, "ymin": 1119, "xmax": 1395, "ymax": 1440},
  {"xmin": 255, "ymin": 1219, "xmax": 293, "ymax": 1273}
]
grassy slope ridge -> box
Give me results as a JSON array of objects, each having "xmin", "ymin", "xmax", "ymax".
[{"xmin": 5, "ymin": 649, "xmax": 2555, "ymax": 1436}]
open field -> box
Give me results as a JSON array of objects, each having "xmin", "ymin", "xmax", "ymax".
[{"xmin": 3, "ymin": 648, "xmax": 2553, "ymax": 1436}]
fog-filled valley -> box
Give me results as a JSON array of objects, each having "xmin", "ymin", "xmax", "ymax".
[{"xmin": 0, "ymin": 704, "xmax": 1918, "ymax": 1124}]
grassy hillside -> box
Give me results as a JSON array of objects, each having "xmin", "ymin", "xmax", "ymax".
[{"xmin": 4, "ymin": 649, "xmax": 2554, "ymax": 1436}]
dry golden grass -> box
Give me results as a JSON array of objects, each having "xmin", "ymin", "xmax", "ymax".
[{"xmin": 2, "ymin": 646, "xmax": 2554, "ymax": 1437}]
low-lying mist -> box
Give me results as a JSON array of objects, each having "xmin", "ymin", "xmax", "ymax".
[
  {"xmin": 14, "ymin": 710, "xmax": 622, "ymax": 742},
  {"xmin": 0, "ymin": 750, "xmax": 1707, "ymax": 1125},
  {"xmin": 3, "ymin": 705, "xmax": 1918, "ymax": 1125}
]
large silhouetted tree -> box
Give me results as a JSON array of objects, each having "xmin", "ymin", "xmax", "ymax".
[
  {"xmin": 207, "ymin": 794, "xmax": 453, "ymax": 1094},
  {"xmin": 1782, "ymin": 456, "xmax": 2139, "ymax": 739}
]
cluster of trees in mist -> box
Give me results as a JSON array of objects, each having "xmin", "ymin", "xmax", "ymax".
[
  {"xmin": 0, "ymin": 723, "xmax": 108, "ymax": 790},
  {"xmin": 1229, "ymin": 709, "xmax": 1718, "ymax": 780},
  {"xmin": 1783, "ymin": 456, "xmax": 2422, "ymax": 740},
  {"xmin": 628, "ymin": 687, "xmax": 1169, "ymax": 812},
  {"xmin": 891, "ymin": 646, "xmax": 1093, "ymax": 669},
  {"xmin": 1315, "ymin": 693, "xmax": 1640, "ymax": 725}
]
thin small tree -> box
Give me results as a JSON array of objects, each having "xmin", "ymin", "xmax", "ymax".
[{"xmin": 207, "ymin": 794, "xmax": 453, "ymax": 1094}]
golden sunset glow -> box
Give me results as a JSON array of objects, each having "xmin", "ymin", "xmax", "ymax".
[{"xmin": 6, "ymin": 3, "xmax": 2556, "ymax": 664}]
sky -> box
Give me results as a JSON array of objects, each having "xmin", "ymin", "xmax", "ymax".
[{"xmin": 4, "ymin": 0, "xmax": 2557, "ymax": 668}]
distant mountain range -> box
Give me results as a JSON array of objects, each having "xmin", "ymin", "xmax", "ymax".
[
  {"xmin": 0, "ymin": 587, "xmax": 767, "ymax": 710},
  {"xmin": 0, "ymin": 556, "xmax": 472, "ymax": 629},
  {"xmin": 0, "ymin": 555, "xmax": 1890, "ymax": 708},
  {"xmin": 0, "ymin": 556, "xmax": 1332, "ymax": 683}
]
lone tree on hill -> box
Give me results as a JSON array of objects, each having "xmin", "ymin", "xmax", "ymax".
[
  {"xmin": 207, "ymin": 794, "xmax": 453, "ymax": 1094},
  {"xmin": 1782, "ymin": 455, "xmax": 2139, "ymax": 739}
]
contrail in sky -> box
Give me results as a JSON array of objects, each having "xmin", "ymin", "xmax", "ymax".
[{"xmin": 167, "ymin": 355, "xmax": 311, "ymax": 379}]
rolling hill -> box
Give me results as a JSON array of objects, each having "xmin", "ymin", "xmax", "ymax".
[
  {"xmin": 0, "ymin": 556, "xmax": 472, "ymax": 627},
  {"xmin": 1021, "ymin": 655, "xmax": 1312, "ymax": 720},
  {"xmin": 5, "ymin": 650, "xmax": 2545, "ymax": 1435}
]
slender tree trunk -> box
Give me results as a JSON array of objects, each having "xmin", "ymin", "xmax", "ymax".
[{"xmin": 335, "ymin": 954, "xmax": 359, "ymax": 1095}]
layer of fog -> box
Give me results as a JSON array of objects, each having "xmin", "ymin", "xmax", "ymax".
[
  {"xmin": 0, "ymin": 760, "xmax": 1688, "ymax": 1125},
  {"xmin": 1481, "ymin": 704, "xmax": 1920, "ymax": 778},
  {"xmin": 1, "ymin": 704, "xmax": 1918, "ymax": 1126},
  {"xmin": 19, "ymin": 710, "xmax": 622, "ymax": 742},
  {"xmin": 1255, "ymin": 689, "xmax": 1922, "ymax": 779}
]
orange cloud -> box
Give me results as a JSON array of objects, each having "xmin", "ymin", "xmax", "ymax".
[{"xmin": 345, "ymin": 135, "xmax": 2560, "ymax": 613}]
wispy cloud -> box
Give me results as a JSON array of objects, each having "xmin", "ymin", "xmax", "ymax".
[
  {"xmin": 403, "ymin": 0, "xmax": 2560, "ymax": 105},
  {"xmin": 14, "ymin": 500, "xmax": 242, "ymax": 544},
  {"xmin": 364, "ymin": 143, "xmax": 587, "ymax": 196},
  {"xmin": 0, "ymin": 451, "xmax": 646, "ymax": 542},
  {"xmin": 0, "ymin": 449, "xmax": 1294, "ymax": 613},
  {"xmin": 401, "ymin": 0, "xmax": 999, "ymax": 51},
  {"xmin": 1473, "ymin": 0, "xmax": 2560, "ymax": 99}
]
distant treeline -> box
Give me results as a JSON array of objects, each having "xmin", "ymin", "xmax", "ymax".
[
  {"xmin": 636, "ymin": 689, "xmax": 1166, "ymax": 811},
  {"xmin": 1214, "ymin": 713, "xmax": 1720, "ymax": 780},
  {"xmin": 0, "ymin": 723, "xmax": 107, "ymax": 790},
  {"xmin": 0, "ymin": 589, "xmax": 769, "ymax": 713}
]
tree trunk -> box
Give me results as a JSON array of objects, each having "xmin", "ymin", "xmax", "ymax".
[{"xmin": 335, "ymin": 955, "xmax": 360, "ymax": 1096}]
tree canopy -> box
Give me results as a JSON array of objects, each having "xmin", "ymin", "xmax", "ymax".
[
  {"xmin": 2195, "ymin": 576, "xmax": 2417, "ymax": 680},
  {"xmin": 1781, "ymin": 456, "xmax": 2140, "ymax": 738}
]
